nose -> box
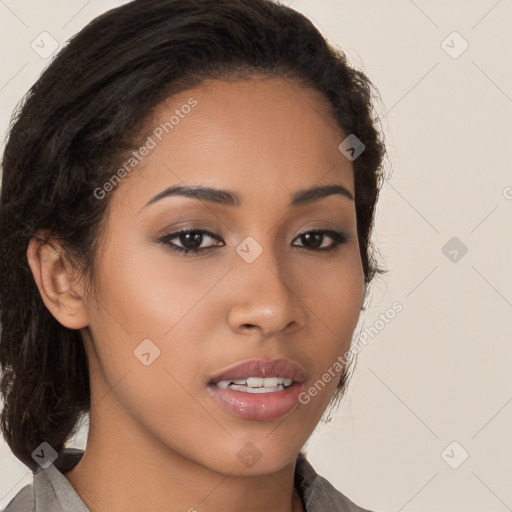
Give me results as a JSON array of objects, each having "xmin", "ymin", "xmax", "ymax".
[{"xmin": 226, "ymin": 240, "xmax": 307, "ymax": 338}]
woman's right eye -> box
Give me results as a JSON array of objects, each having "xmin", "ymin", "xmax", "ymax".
[{"xmin": 157, "ymin": 228, "xmax": 225, "ymax": 255}]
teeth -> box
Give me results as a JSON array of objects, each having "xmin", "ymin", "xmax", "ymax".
[
  {"xmin": 247, "ymin": 377, "xmax": 264, "ymax": 387},
  {"xmin": 214, "ymin": 376, "xmax": 294, "ymax": 391}
]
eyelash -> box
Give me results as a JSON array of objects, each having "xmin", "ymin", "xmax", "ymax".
[{"xmin": 157, "ymin": 227, "xmax": 351, "ymax": 256}]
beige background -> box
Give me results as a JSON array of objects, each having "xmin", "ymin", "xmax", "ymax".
[{"xmin": 1, "ymin": 1, "xmax": 511, "ymax": 511}]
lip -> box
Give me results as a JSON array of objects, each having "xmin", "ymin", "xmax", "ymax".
[
  {"xmin": 208, "ymin": 358, "xmax": 307, "ymax": 384},
  {"xmin": 207, "ymin": 381, "xmax": 305, "ymax": 421},
  {"xmin": 207, "ymin": 358, "xmax": 307, "ymax": 421}
]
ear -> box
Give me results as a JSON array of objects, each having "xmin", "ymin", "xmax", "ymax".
[{"xmin": 26, "ymin": 233, "xmax": 89, "ymax": 330}]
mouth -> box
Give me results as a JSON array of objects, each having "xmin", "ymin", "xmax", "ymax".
[{"xmin": 207, "ymin": 358, "xmax": 307, "ymax": 421}]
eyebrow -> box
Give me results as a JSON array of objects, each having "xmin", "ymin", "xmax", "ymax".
[{"xmin": 142, "ymin": 183, "xmax": 354, "ymax": 210}]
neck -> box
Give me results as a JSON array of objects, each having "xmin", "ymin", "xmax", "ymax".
[{"xmin": 64, "ymin": 407, "xmax": 304, "ymax": 512}]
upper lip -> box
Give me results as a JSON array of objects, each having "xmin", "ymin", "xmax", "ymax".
[{"xmin": 209, "ymin": 358, "xmax": 307, "ymax": 384}]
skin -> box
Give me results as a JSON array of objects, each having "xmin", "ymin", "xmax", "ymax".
[{"xmin": 27, "ymin": 76, "xmax": 365, "ymax": 512}]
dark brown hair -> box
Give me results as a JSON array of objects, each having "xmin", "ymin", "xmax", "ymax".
[{"xmin": 0, "ymin": 0, "xmax": 387, "ymax": 471}]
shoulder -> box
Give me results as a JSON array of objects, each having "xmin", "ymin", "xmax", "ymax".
[
  {"xmin": 1, "ymin": 484, "xmax": 34, "ymax": 512},
  {"xmin": 1, "ymin": 447, "xmax": 85, "ymax": 512},
  {"xmin": 295, "ymin": 452, "xmax": 376, "ymax": 512}
]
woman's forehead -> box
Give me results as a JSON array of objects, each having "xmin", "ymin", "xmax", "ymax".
[{"xmin": 113, "ymin": 78, "xmax": 353, "ymax": 208}]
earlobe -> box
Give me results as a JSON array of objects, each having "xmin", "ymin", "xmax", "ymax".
[{"xmin": 26, "ymin": 235, "xmax": 89, "ymax": 330}]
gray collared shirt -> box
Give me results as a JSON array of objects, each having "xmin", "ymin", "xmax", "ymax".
[{"xmin": 2, "ymin": 448, "xmax": 374, "ymax": 511}]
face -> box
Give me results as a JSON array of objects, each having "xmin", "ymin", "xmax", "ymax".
[{"xmin": 80, "ymin": 77, "xmax": 364, "ymax": 475}]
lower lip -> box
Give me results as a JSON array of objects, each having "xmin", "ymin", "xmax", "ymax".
[{"xmin": 207, "ymin": 382, "xmax": 305, "ymax": 421}]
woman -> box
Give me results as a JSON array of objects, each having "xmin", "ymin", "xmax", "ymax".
[{"xmin": 0, "ymin": 0, "xmax": 386, "ymax": 510}]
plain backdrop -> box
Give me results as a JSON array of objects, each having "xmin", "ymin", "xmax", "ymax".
[{"xmin": 0, "ymin": 1, "xmax": 511, "ymax": 511}]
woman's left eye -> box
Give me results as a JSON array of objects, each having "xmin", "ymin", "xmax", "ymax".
[
  {"xmin": 293, "ymin": 230, "xmax": 351, "ymax": 251},
  {"xmin": 157, "ymin": 228, "xmax": 351, "ymax": 256}
]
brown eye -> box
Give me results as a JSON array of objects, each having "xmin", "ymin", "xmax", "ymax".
[
  {"xmin": 293, "ymin": 230, "xmax": 351, "ymax": 252},
  {"xmin": 158, "ymin": 229, "xmax": 224, "ymax": 255}
]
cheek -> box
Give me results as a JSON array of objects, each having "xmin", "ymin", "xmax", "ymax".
[
  {"xmin": 295, "ymin": 250, "xmax": 363, "ymax": 388},
  {"xmin": 296, "ymin": 248, "xmax": 364, "ymax": 331},
  {"xmin": 85, "ymin": 231, "xmax": 223, "ymax": 399},
  {"xmin": 85, "ymin": 248, "xmax": 216, "ymax": 448},
  {"xmin": 93, "ymin": 230, "xmax": 227, "ymax": 340}
]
